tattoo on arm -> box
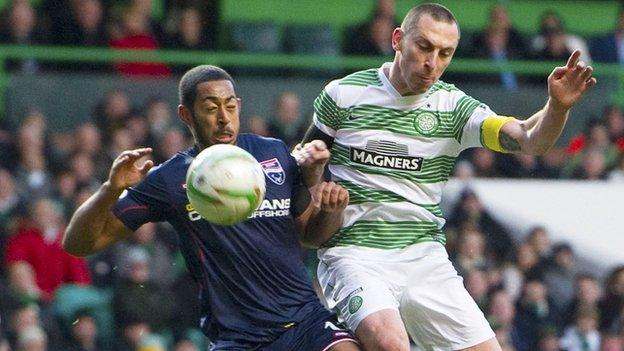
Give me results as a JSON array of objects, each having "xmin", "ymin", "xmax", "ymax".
[{"xmin": 499, "ymin": 130, "xmax": 521, "ymax": 152}]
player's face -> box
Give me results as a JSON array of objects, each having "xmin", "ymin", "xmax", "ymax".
[
  {"xmin": 183, "ymin": 80, "xmax": 241, "ymax": 148},
  {"xmin": 393, "ymin": 14, "xmax": 459, "ymax": 94}
]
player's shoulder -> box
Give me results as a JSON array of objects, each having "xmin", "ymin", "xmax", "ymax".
[
  {"xmin": 144, "ymin": 146, "xmax": 195, "ymax": 179},
  {"xmin": 239, "ymin": 133, "xmax": 287, "ymax": 148},
  {"xmin": 336, "ymin": 68, "xmax": 383, "ymax": 88},
  {"xmin": 428, "ymin": 80, "xmax": 462, "ymax": 95},
  {"xmin": 238, "ymin": 133, "xmax": 290, "ymax": 155}
]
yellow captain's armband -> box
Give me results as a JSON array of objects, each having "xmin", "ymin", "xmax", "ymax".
[{"xmin": 481, "ymin": 116, "xmax": 516, "ymax": 153}]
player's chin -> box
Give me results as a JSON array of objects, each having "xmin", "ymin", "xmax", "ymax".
[{"xmin": 213, "ymin": 134, "xmax": 236, "ymax": 144}]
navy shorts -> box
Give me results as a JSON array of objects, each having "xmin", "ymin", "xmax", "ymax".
[{"xmin": 210, "ymin": 305, "xmax": 356, "ymax": 351}]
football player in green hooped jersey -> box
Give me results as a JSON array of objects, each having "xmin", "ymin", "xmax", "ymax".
[{"xmin": 293, "ymin": 3, "xmax": 596, "ymax": 351}]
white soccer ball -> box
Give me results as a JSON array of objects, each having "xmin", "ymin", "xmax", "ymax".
[{"xmin": 185, "ymin": 144, "xmax": 266, "ymax": 225}]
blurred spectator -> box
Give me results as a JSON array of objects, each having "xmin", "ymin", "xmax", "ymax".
[
  {"xmin": 344, "ymin": 0, "xmax": 396, "ymax": 56},
  {"xmin": 267, "ymin": 91, "xmax": 307, "ymax": 147},
  {"xmin": 113, "ymin": 222, "xmax": 176, "ymax": 289},
  {"xmin": 65, "ymin": 308, "xmax": 100, "ymax": 351},
  {"xmin": 535, "ymin": 325, "xmax": 561, "ymax": 351},
  {"xmin": 4, "ymin": 198, "xmax": 91, "ymax": 303},
  {"xmin": 144, "ymin": 97, "xmax": 174, "ymax": 142},
  {"xmin": 531, "ymin": 11, "xmax": 592, "ymax": 62},
  {"xmin": 487, "ymin": 290, "xmax": 522, "ymax": 350},
  {"xmin": 447, "ymin": 188, "xmax": 513, "ymax": 264},
  {"xmin": 452, "ymin": 159, "xmax": 475, "ymax": 180},
  {"xmin": 560, "ymin": 305, "xmax": 601, "ymax": 351},
  {"xmin": 451, "ymin": 226, "xmax": 489, "ymax": 275},
  {"xmin": 599, "ymin": 266, "xmax": 624, "ymax": 332},
  {"xmin": 165, "ymin": 6, "xmax": 212, "ymax": 51},
  {"xmin": 570, "ymin": 148, "xmax": 608, "ymax": 180},
  {"xmin": 470, "ymin": 148, "xmax": 502, "ymax": 177},
  {"xmin": 0, "ymin": 0, "xmax": 47, "ymax": 73},
  {"xmin": 468, "ymin": 4, "xmax": 529, "ymax": 90},
  {"xmin": 542, "ymin": 243, "xmax": 579, "ymax": 320},
  {"xmin": 125, "ymin": 113, "xmax": 151, "ymax": 147},
  {"xmin": 93, "ymin": 89, "xmax": 132, "ymax": 143},
  {"xmin": 563, "ymin": 273, "xmax": 602, "ymax": 328},
  {"xmin": 69, "ymin": 152, "xmax": 102, "ymax": 191},
  {"xmin": 174, "ymin": 338, "xmax": 199, "ymax": 351},
  {"xmin": 115, "ymin": 321, "xmax": 151, "ymax": 351},
  {"xmin": 464, "ymin": 268, "xmax": 490, "ymax": 310},
  {"xmin": 52, "ymin": 0, "xmax": 107, "ymax": 47},
  {"xmin": 568, "ymin": 107, "xmax": 624, "ymax": 155},
  {"xmin": 7, "ymin": 303, "xmax": 42, "ymax": 349},
  {"xmin": 564, "ymin": 120, "xmax": 620, "ymax": 178},
  {"xmin": 525, "ymin": 226, "xmax": 553, "ymax": 263},
  {"xmin": 108, "ymin": 5, "xmax": 171, "ymax": 77},
  {"xmin": 515, "ymin": 279, "xmax": 559, "ymax": 351},
  {"xmin": 7, "ymin": 262, "xmax": 42, "ymax": 307},
  {"xmin": 0, "ymin": 168, "xmax": 25, "ymax": 257},
  {"xmin": 73, "ymin": 123, "xmax": 109, "ymax": 181},
  {"xmin": 15, "ymin": 324, "xmax": 47, "ymax": 351},
  {"xmin": 245, "ymin": 115, "xmax": 270, "ymax": 137},
  {"xmin": 155, "ymin": 127, "xmax": 189, "ymax": 163},
  {"xmin": 603, "ymin": 105, "xmax": 624, "ymax": 151},
  {"xmin": 590, "ymin": 10, "xmax": 624, "ymax": 64},
  {"xmin": 14, "ymin": 111, "xmax": 54, "ymax": 199},
  {"xmin": 112, "ymin": 247, "xmax": 175, "ymax": 338},
  {"xmin": 497, "ymin": 153, "xmax": 560, "ymax": 179},
  {"xmin": 106, "ymin": 129, "xmax": 138, "ymax": 164},
  {"xmin": 502, "ymin": 243, "xmax": 541, "ymax": 301},
  {"xmin": 601, "ymin": 333, "xmax": 624, "ymax": 351}
]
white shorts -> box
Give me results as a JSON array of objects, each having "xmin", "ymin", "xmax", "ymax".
[{"xmin": 317, "ymin": 242, "xmax": 495, "ymax": 351}]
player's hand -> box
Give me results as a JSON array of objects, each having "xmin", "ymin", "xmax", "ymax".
[
  {"xmin": 291, "ymin": 140, "xmax": 330, "ymax": 168},
  {"xmin": 311, "ymin": 181, "xmax": 349, "ymax": 213},
  {"xmin": 108, "ymin": 148, "xmax": 154, "ymax": 192},
  {"xmin": 547, "ymin": 50, "xmax": 597, "ymax": 111}
]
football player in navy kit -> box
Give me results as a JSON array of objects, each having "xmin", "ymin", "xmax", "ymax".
[{"xmin": 62, "ymin": 65, "xmax": 359, "ymax": 351}]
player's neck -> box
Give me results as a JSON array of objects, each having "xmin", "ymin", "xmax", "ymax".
[{"xmin": 387, "ymin": 62, "xmax": 421, "ymax": 96}]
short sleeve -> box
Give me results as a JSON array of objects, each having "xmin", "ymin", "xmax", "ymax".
[
  {"xmin": 312, "ymin": 80, "xmax": 342, "ymax": 137},
  {"xmin": 456, "ymin": 95, "xmax": 496, "ymax": 150},
  {"xmin": 112, "ymin": 168, "xmax": 170, "ymax": 231}
]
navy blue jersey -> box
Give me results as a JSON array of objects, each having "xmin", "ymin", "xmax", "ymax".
[{"xmin": 113, "ymin": 134, "xmax": 321, "ymax": 346}]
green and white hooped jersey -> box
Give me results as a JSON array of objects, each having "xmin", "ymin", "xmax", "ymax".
[{"xmin": 314, "ymin": 62, "xmax": 495, "ymax": 250}]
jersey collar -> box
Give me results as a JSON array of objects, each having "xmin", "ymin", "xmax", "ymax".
[{"xmin": 379, "ymin": 62, "xmax": 429, "ymax": 106}]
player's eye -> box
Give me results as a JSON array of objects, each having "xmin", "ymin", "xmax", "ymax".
[{"xmin": 226, "ymin": 104, "xmax": 237, "ymax": 111}]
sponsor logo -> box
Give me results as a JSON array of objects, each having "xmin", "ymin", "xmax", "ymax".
[
  {"xmin": 248, "ymin": 198, "xmax": 290, "ymax": 218},
  {"xmin": 348, "ymin": 296, "xmax": 363, "ymax": 314},
  {"xmin": 260, "ymin": 158, "xmax": 285, "ymax": 185},
  {"xmin": 413, "ymin": 111, "xmax": 439, "ymax": 135},
  {"xmin": 350, "ymin": 147, "xmax": 423, "ymax": 171},
  {"xmin": 346, "ymin": 111, "xmax": 370, "ymax": 120}
]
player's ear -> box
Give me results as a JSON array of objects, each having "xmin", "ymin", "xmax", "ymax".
[
  {"xmin": 178, "ymin": 104, "xmax": 192, "ymax": 126},
  {"xmin": 392, "ymin": 27, "xmax": 403, "ymax": 51}
]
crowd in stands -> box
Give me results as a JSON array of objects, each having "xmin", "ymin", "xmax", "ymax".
[
  {"xmin": 0, "ymin": 0, "xmax": 624, "ymax": 78},
  {"xmin": 0, "ymin": 0, "xmax": 623, "ymax": 350}
]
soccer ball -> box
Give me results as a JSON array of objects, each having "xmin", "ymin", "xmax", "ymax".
[{"xmin": 185, "ymin": 144, "xmax": 266, "ymax": 225}]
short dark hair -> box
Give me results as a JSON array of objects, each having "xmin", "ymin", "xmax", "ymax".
[
  {"xmin": 179, "ymin": 65, "xmax": 236, "ymax": 109},
  {"xmin": 401, "ymin": 3, "xmax": 458, "ymax": 36}
]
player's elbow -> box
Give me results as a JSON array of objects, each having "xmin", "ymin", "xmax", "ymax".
[{"xmin": 62, "ymin": 233, "xmax": 92, "ymax": 257}]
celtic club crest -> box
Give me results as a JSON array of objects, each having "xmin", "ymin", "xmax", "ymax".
[
  {"xmin": 414, "ymin": 112, "xmax": 439, "ymax": 136},
  {"xmin": 348, "ymin": 295, "xmax": 363, "ymax": 314}
]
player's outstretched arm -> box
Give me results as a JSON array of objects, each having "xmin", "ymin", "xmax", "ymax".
[
  {"xmin": 296, "ymin": 181, "xmax": 349, "ymax": 248},
  {"xmin": 496, "ymin": 50, "xmax": 597, "ymax": 154},
  {"xmin": 63, "ymin": 148, "xmax": 154, "ymax": 257}
]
